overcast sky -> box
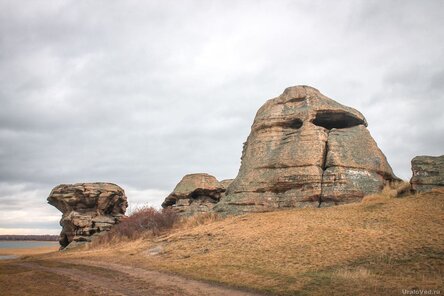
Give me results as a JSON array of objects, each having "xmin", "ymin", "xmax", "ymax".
[{"xmin": 1, "ymin": 0, "xmax": 443, "ymax": 235}]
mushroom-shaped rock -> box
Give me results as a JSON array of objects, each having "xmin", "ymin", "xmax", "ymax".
[
  {"xmin": 411, "ymin": 155, "xmax": 444, "ymax": 193},
  {"xmin": 216, "ymin": 85, "xmax": 399, "ymax": 214},
  {"xmin": 47, "ymin": 182, "xmax": 128, "ymax": 249},
  {"xmin": 161, "ymin": 173, "xmax": 227, "ymax": 216}
]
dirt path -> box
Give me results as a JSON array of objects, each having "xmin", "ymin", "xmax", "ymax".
[{"xmin": 17, "ymin": 260, "xmax": 261, "ymax": 296}]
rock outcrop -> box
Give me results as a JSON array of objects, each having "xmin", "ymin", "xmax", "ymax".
[
  {"xmin": 215, "ymin": 85, "xmax": 399, "ymax": 214},
  {"xmin": 48, "ymin": 183, "xmax": 128, "ymax": 249},
  {"xmin": 411, "ymin": 155, "xmax": 444, "ymax": 193},
  {"xmin": 220, "ymin": 179, "xmax": 234, "ymax": 189},
  {"xmin": 161, "ymin": 174, "xmax": 230, "ymax": 215}
]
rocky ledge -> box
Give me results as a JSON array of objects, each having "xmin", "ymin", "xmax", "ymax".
[
  {"xmin": 411, "ymin": 155, "xmax": 444, "ymax": 193},
  {"xmin": 47, "ymin": 182, "xmax": 128, "ymax": 249}
]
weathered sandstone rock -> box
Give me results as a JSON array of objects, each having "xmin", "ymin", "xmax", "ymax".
[
  {"xmin": 220, "ymin": 179, "xmax": 234, "ymax": 189},
  {"xmin": 161, "ymin": 174, "xmax": 228, "ymax": 215},
  {"xmin": 215, "ymin": 85, "xmax": 399, "ymax": 214},
  {"xmin": 47, "ymin": 182, "xmax": 127, "ymax": 249},
  {"xmin": 411, "ymin": 155, "xmax": 444, "ymax": 193}
]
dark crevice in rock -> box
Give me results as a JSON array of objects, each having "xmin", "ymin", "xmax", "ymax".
[
  {"xmin": 256, "ymin": 118, "xmax": 303, "ymax": 131},
  {"xmin": 256, "ymin": 164, "xmax": 320, "ymax": 170},
  {"xmin": 162, "ymin": 187, "xmax": 226, "ymax": 208},
  {"xmin": 190, "ymin": 189, "xmax": 223, "ymax": 203},
  {"xmin": 269, "ymin": 183, "xmax": 303, "ymax": 194},
  {"xmin": 104, "ymin": 204, "xmax": 115, "ymax": 215},
  {"xmin": 282, "ymin": 131, "xmax": 299, "ymax": 139},
  {"xmin": 287, "ymin": 97, "xmax": 306, "ymax": 103},
  {"xmin": 276, "ymin": 97, "xmax": 306, "ymax": 104},
  {"xmin": 285, "ymin": 119, "xmax": 303, "ymax": 129},
  {"xmin": 312, "ymin": 111, "xmax": 365, "ymax": 130},
  {"xmin": 60, "ymin": 234, "xmax": 69, "ymax": 248},
  {"xmin": 161, "ymin": 195, "xmax": 177, "ymax": 207},
  {"xmin": 319, "ymin": 131, "xmax": 330, "ymax": 207},
  {"xmin": 321, "ymin": 141, "xmax": 329, "ymax": 172}
]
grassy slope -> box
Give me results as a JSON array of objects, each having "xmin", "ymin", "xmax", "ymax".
[
  {"xmin": 6, "ymin": 191, "xmax": 444, "ymax": 295},
  {"xmin": 108, "ymin": 191, "xmax": 443, "ymax": 295}
]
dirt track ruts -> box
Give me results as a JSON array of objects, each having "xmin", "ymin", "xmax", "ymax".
[{"xmin": 18, "ymin": 260, "xmax": 262, "ymax": 296}]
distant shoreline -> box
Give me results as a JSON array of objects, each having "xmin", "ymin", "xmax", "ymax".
[
  {"xmin": 0, "ymin": 235, "xmax": 58, "ymax": 242},
  {"xmin": 0, "ymin": 241, "xmax": 59, "ymax": 257},
  {"xmin": 0, "ymin": 240, "xmax": 58, "ymax": 242},
  {"xmin": 0, "ymin": 241, "xmax": 59, "ymax": 249}
]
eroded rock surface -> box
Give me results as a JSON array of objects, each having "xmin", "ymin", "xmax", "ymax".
[
  {"xmin": 220, "ymin": 179, "xmax": 234, "ymax": 190},
  {"xmin": 48, "ymin": 183, "xmax": 127, "ymax": 249},
  {"xmin": 411, "ymin": 155, "xmax": 444, "ymax": 193},
  {"xmin": 161, "ymin": 174, "xmax": 229, "ymax": 215},
  {"xmin": 215, "ymin": 85, "xmax": 399, "ymax": 214}
]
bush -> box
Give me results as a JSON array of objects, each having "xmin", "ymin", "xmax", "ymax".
[
  {"xmin": 362, "ymin": 181, "xmax": 411, "ymax": 203},
  {"xmin": 96, "ymin": 206, "xmax": 178, "ymax": 244}
]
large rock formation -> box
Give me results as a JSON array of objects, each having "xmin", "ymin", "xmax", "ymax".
[
  {"xmin": 48, "ymin": 183, "xmax": 128, "ymax": 249},
  {"xmin": 411, "ymin": 155, "xmax": 444, "ymax": 193},
  {"xmin": 161, "ymin": 174, "xmax": 230, "ymax": 215},
  {"xmin": 215, "ymin": 85, "xmax": 399, "ymax": 214}
]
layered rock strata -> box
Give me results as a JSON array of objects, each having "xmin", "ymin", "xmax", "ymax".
[
  {"xmin": 48, "ymin": 183, "xmax": 127, "ymax": 249},
  {"xmin": 162, "ymin": 174, "xmax": 230, "ymax": 216},
  {"xmin": 411, "ymin": 155, "xmax": 444, "ymax": 193},
  {"xmin": 215, "ymin": 85, "xmax": 399, "ymax": 214}
]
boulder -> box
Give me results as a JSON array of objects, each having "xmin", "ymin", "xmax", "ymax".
[
  {"xmin": 411, "ymin": 155, "xmax": 444, "ymax": 193},
  {"xmin": 47, "ymin": 182, "xmax": 127, "ymax": 249},
  {"xmin": 216, "ymin": 85, "xmax": 399, "ymax": 214},
  {"xmin": 161, "ymin": 174, "xmax": 227, "ymax": 216}
]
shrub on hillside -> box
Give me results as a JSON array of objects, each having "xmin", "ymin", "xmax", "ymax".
[
  {"xmin": 96, "ymin": 206, "xmax": 178, "ymax": 243},
  {"xmin": 362, "ymin": 181, "xmax": 411, "ymax": 203}
]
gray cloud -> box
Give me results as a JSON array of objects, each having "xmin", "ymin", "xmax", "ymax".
[{"xmin": 1, "ymin": 0, "xmax": 443, "ymax": 234}]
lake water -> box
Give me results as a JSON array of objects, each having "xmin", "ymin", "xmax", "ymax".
[
  {"xmin": 0, "ymin": 255, "xmax": 18, "ymax": 260},
  {"xmin": 0, "ymin": 240, "xmax": 59, "ymax": 249}
]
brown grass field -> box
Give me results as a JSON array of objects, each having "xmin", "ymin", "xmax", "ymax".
[
  {"xmin": 0, "ymin": 245, "xmax": 59, "ymax": 256},
  {"xmin": 1, "ymin": 190, "xmax": 443, "ymax": 295}
]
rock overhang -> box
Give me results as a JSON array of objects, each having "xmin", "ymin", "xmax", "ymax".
[
  {"xmin": 47, "ymin": 182, "xmax": 127, "ymax": 249},
  {"xmin": 253, "ymin": 86, "xmax": 367, "ymax": 133}
]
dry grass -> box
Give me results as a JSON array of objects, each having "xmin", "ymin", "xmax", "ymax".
[
  {"xmin": 334, "ymin": 267, "xmax": 372, "ymax": 280},
  {"xmin": 179, "ymin": 212, "xmax": 222, "ymax": 229},
  {"xmin": 92, "ymin": 211, "xmax": 220, "ymax": 248},
  {"xmin": 14, "ymin": 190, "xmax": 444, "ymax": 295},
  {"xmin": 362, "ymin": 181, "xmax": 411, "ymax": 203},
  {"xmin": 0, "ymin": 245, "xmax": 59, "ymax": 256},
  {"xmin": 117, "ymin": 190, "xmax": 443, "ymax": 295}
]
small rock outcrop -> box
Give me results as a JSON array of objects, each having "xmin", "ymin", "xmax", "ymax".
[
  {"xmin": 161, "ymin": 174, "xmax": 230, "ymax": 215},
  {"xmin": 411, "ymin": 155, "xmax": 444, "ymax": 193},
  {"xmin": 47, "ymin": 183, "xmax": 128, "ymax": 249},
  {"xmin": 220, "ymin": 179, "xmax": 234, "ymax": 189},
  {"xmin": 215, "ymin": 85, "xmax": 399, "ymax": 214}
]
